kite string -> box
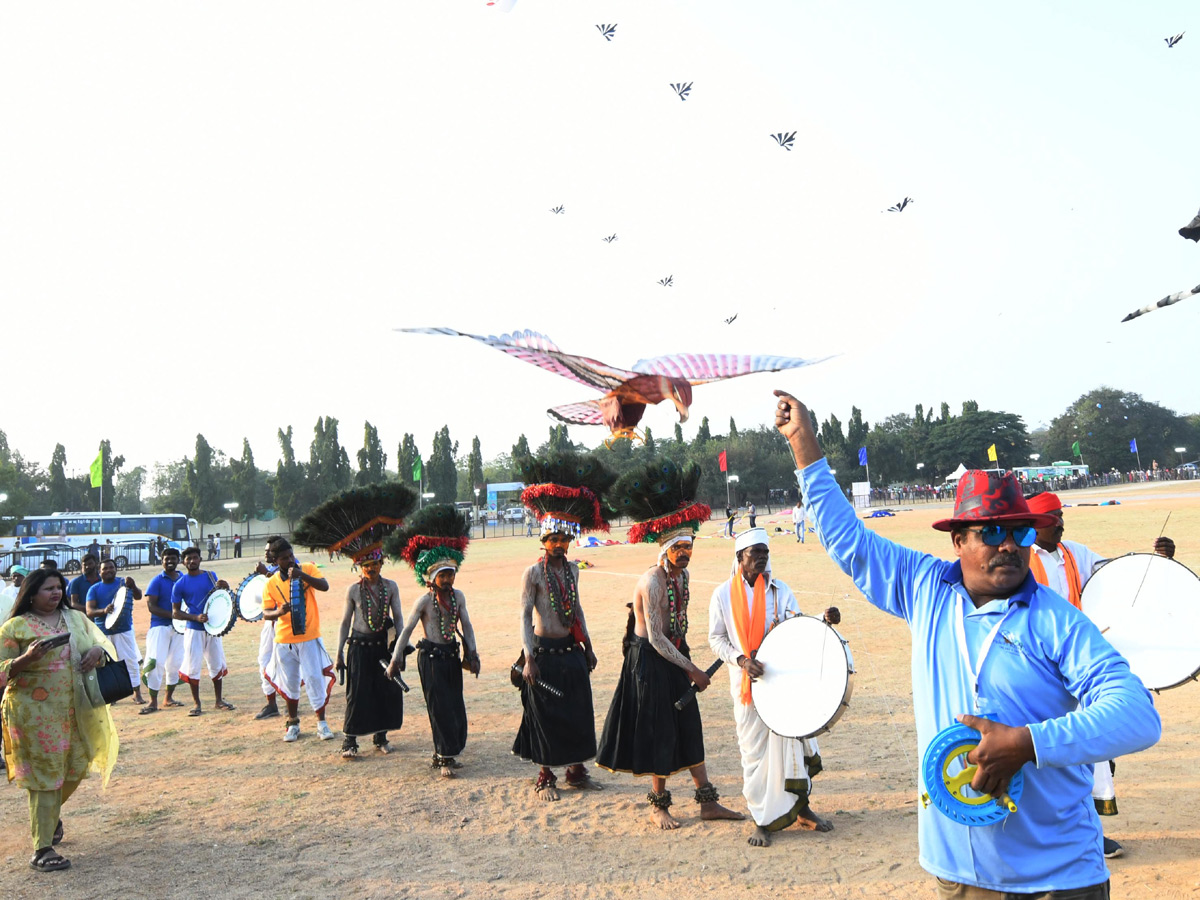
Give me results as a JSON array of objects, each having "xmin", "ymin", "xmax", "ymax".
[
  {"xmin": 846, "ymin": 594, "xmax": 914, "ymax": 774},
  {"xmin": 1129, "ymin": 511, "xmax": 1171, "ymax": 610}
]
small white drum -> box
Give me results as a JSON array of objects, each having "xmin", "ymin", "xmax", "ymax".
[
  {"xmin": 203, "ymin": 588, "xmax": 237, "ymax": 637},
  {"xmin": 752, "ymin": 614, "xmax": 855, "ymax": 739},
  {"xmin": 1081, "ymin": 553, "xmax": 1200, "ymax": 691},
  {"xmin": 235, "ymin": 573, "xmax": 267, "ymax": 622},
  {"xmin": 171, "ymin": 606, "xmax": 188, "ymax": 635},
  {"xmin": 104, "ymin": 585, "xmax": 128, "ymax": 632}
]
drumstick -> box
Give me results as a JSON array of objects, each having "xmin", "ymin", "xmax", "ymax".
[
  {"xmin": 674, "ymin": 659, "xmax": 725, "ymax": 710},
  {"xmin": 378, "ymin": 659, "xmax": 410, "ymax": 692},
  {"xmin": 1130, "ymin": 511, "xmax": 1172, "ymax": 610},
  {"xmin": 510, "ymin": 664, "xmax": 565, "ymax": 699}
]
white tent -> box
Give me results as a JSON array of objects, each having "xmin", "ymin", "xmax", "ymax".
[{"xmin": 944, "ymin": 463, "xmax": 968, "ymax": 483}]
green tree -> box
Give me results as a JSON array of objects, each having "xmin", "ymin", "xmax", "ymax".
[
  {"xmin": 113, "ymin": 466, "xmax": 146, "ymax": 513},
  {"xmin": 230, "ymin": 438, "xmax": 259, "ymax": 519},
  {"xmin": 397, "ymin": 434, "xmax": 420, "ymax": 484},
  {"xmin": 1043, "ymin": 388, "xmax": 1194, "ymax": 473},
  {"xmin": 147, "ymin": 461, "xmax": 190, "ymax": 514},
  {"xmin": 184, "ymin": 434, "xmax": 222, "ymax": 524},
  {"xmin": 356, "ymin": 421, "xmax": 387, "ymax": 486},
  {"xmin": 466, "ymin": 436, "xmax": 484, "ymax": 495},
  {"xmin": 427, "ymin": 426, "xmax": 458, "ymax": 503},
  {"xmin": 308, "ymin": 416, "xmax": 353, "ymax": 505},
  {"xmin": 924, "ymin": 410, "xmax": 1031, "ymax": 474},
  {"xmin": 512, "ymin": 434, "xmax": 531, "ymax": 461},
  {"xmin": 729, "ymin": 417, "xmax": 738, "ymax": 438},
  {"xmin": 674, "ymin": 423, "xmax": 684, "ymax": 444},
  {"xmin": 48, "ymin": 444, "xmax": 70, "ymax": 511},
  {"xmin": 693, "ymin": 417, "xmax": 711, "ymax": 446},
  {"xmin": 274, "ymin": 426, "xmax": 309, "ymax": 526},
  {"xmin": 642, "ymin": 427, "xmax": 656, "ymax": 457}
]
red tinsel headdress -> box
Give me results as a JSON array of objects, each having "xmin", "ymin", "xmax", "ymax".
[{"xmin": 515, "ymin": 451, "xmax": 616, "ymax": 538}]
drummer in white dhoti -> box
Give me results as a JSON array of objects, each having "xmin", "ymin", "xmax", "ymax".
[
  {"xmin": 85, "ymin": 558, "xmax": 146, "ymax": 705},
  {"xmin": 708, "ymin": 527, "xmax": 839, "ymax": 846},
  {"xmin": 1024, "ymin": 490, "xmax": 1175, "ymax": 859},
  {"xmin": 253, "ymin": 537, "xmax": 285, "ymax": 721},
  {"xmin": 140, "ymin": 548, "xmax": 185, "ymax": 713},
  {"xmin": 172, "ymin": 546, "xmax": 236, "ymax": 715}
]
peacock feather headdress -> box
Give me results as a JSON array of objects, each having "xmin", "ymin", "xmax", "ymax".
[
  {"xmin": 608, "ymin": 459, "xmax": 711, "ymax": 545},
  {"xmin": 292, "ymin": 482, "xmax": 418, "ymax": 563},
  {"xmin": 515, "ymin": 450, "xmax": 616, "ymax": 538},
  {"xmin": 384, "ymin": 504, "xmax": 471, "ymax": 586}
]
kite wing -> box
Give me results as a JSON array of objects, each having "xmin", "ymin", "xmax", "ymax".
[
  {"xmin": 548, "ymin": 400, "xmax": 607, "ymax": 425},
  {"xmin": 629, "ymin": 352, "xmax": 832, "ymax": 385},
  {"xmin": 1179, "ymin": 209, "xmax": 1200, "ymax": 242},
  {"xmin": 1121, "ymin": 284, "xmax": 1200, "ymax": 322},
  {"xmin": 398, "ymin": 327, "xmax": 638, "ymax": 392}
]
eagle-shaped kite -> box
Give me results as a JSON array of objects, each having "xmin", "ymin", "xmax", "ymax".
[{"xmin": 398, "ymin": 327, "xmax": 828, "ymax": 444}]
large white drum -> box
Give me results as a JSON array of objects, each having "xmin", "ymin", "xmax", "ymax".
[
  {"xmin": 103, "ymin": 585, "xmax": 128, "ymax": 632},
  {"xmin": 752, "ymin": 614, "xmax": 855, "ymax": 739},
  {"xmin": 1081, "ymin": 553, "xmax": 1200, "ymax": 691}
]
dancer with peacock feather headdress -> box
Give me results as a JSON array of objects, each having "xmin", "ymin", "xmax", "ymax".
[
  {"xmin": 512, "ymin": 450, "xmax": 615, "ymax": 801},
  {"xmin": 596, "ymin": 459, "xmax": 743, "ymax": 829},
  {"xmin": 385, "ymin": 504, "xmax": 479, "ymax": 776}
]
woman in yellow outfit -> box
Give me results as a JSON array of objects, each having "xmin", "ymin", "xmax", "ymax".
[{"xmin": 1, "ymin": 568, "xmax": 119, "ymax": 872}]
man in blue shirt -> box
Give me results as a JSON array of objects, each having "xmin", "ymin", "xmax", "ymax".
[
  {"xmin": 85, "ymin": 558, "xmax": 146, "ymax": 705},
  {"xmin": 773, "ymin": 390, "xmax": 1161, "ymax": 898},
  {"xmin": 67, "ymin": 553, "xmax": 101, "ymax": 613},
  {"xmin": 172, "ymin": 546, "xmax": 234, "ymax": 716},
  {"xmin": 141, "ymin": 547, "xmax": 185, "ymax": 714}
]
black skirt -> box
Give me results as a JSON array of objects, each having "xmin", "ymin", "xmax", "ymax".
[
  {"xmin": 343, "ymin": 633, "xmax": 404, "ymax": 738},
  {"xmin": 512, "ymin": 634, "xmax": 596, "ymax": 767},
  {"xmin": 596, "ymin": 636, "xmax": 705, "ymax": 778},
  {"xmin": 416, "ymin": 638, "xmax": 467, "ymax": 757}
]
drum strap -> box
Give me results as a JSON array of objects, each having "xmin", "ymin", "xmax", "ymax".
[
  {"xmin": 730, "ymin": 575, "xmax": 767, "ymax": 705},
  {"xmin": 1028, "ymin": 545, "xmax": 1083, "ymax": 609},
  {"xmin": 953, "ymin": 596, "xmax": 1016, "ymax": 709}
]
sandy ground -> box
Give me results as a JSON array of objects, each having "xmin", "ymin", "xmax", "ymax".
[{"xmin": 3, "ymin": 480, "xmax": 1199, "ymax": 899}]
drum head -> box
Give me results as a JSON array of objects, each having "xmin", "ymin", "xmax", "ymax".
[
  {"xmin": 171, "ymin": 611, "xmax": 187, "ymax": 635},
  {"xmin": 203, "ymin": 588, "xmax": 237, "ymax": 637},
  {"xmin": 1081, "ymin": 553, "xmax": 1200, "ymax": 691},
  {"xmin": 752, "ymin": 615, "xmax": 855, "ymax": 739},
  {"xmin": 104, "ymin": 585, "xmax": 128, "ymax": 631},
  {"xmin": 236, "ymin": 573, "xmax": 267, "ymax": 622}
]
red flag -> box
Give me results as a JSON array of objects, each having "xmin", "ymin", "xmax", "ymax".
[{"xmin": 718, "ymin": 450, "xmax": 727, "ymax": 472}]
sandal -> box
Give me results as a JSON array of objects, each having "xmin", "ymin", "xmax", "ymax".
[
  {"xmin": 215, "ymin": 700, "xmax": 236, "ymax": 711},
  {"xmin": 138, "ymin": 706, "xmax": 159, "ymax": 716},
  {"xmin": 30, "ymin": 849, "xmax": 70, "ymax": 872},
  {"xmin": 188, "ymin": 707, "xmax": 203, "ymax": 717},
  {"xmin": 52, "ymin": 820, "xmax": 63, "ymax": 845},
  {"xmin": 163, "ymin": 699, "xmax": 184, "ymax": 708}
]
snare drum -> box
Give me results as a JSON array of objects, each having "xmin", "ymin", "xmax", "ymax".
[
  {"xmin": 202, "ymin": 588, "xmax": 238, "ymax": 638},
  {"xmin": 751, "ymin": 614, "xmax": 855, "ymax": 739},
  {"xmin": 171, "ymin": 600, "xmax": 188, "ymax": 635},
  {"xmin": 235, "ymin": 573, "xmax": 267, "ymax": 622},
  {"xmin": 104, "ymin": 585, "xmax": 128, "ymax": 632},
  {"xmin": 1081, "ymin": 553, "xmax": 1200, "ymax": 691}
]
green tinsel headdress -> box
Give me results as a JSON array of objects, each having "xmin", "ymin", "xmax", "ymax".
[
  {"xmin": 515, "ymin": 450, "xmax": 616, "ymax": 538},
  {"xmin": 292, "ymin": 482, "xmax": 418, "ymax": 563},
  {"xmin": 384, "ymin": 504, "xmax": 470, "ymax": 586},
  {"xmin": 608, "ymin": 459, "xmax": 711, "ymax": 545}
]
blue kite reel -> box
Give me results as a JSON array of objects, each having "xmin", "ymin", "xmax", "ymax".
[{"xmin": 920, "ymin": 723, "xmax": 1024, "ymax": 827}]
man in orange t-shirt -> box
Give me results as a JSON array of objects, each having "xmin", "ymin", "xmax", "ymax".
[{"xmin": 263, "ymin": 540, "xmax": 336, "ymax": 743}]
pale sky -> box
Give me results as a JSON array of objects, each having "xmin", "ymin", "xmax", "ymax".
[{"xmin": 2, "ymin": 1, "xmax": 1196, "ymax": 485}]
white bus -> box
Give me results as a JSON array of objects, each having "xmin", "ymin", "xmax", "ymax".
[{"xmin": 6, "ymin": 512, "xmax": 198, "ymax": 552}]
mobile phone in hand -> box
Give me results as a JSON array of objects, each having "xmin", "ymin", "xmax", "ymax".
[{"xmin": 41, "ymin": 632, "xmax": 71, "ymax": 650}]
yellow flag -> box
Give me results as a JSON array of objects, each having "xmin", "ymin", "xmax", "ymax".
[
  {"xmin": 89, "ymin": 452, "xmax": 104, "ymax": 488},
  {"xmin": 986, "ymin": 444, "xmax": 998, "ymax": 463}
]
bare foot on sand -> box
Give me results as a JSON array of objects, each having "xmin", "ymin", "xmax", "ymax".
[
  {"xmin": 650, "ymin": 807, "xmax": 681, "ymax": 830},
  {"xmin": 699, "ymin": 801, "xmax": 744, "ymax": 821},
  {"xmin": 748, "ymin": 825, "xmax": 771, "ymax": 847},
  {"xmin": 795, "ymin": 805, "xmax": 833, "ymax": 832}
]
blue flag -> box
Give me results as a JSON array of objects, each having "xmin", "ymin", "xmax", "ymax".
[
  {"xmin": 858, "ymin": 447, "xmax": 868, "ymax": 466},
  {"xmin": 1129, "ymin": 438, "xmax": 1138, "ymax": 453}
]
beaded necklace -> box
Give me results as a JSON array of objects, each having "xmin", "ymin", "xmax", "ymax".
[
  {"xmin": 542, "ymin": 556, "xmax": 577, "ymax": 628},
  {"xmin": 433, "ymin": 587, "xmax": 458, "ymax": 642},
  {"xmin": 665, "ymin": 570, "xmax": 689, "ymax": 643},
  {"xmin": 359, "ymin": 578, "xmax": 388, "ymax": 633}
]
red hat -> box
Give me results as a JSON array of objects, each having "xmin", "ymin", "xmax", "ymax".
[
  {"xmin": 932, "ymin": 470, "xmax": 1060, "ymax": 532},
  {"xmin": 1024, "ymin": 492, "xmax": 1063, "ymax": 516}
]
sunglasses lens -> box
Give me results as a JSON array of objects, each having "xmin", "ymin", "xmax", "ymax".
[
  {"xmin": 980, "ymin": 525, "xmax": 1005, "ymax": 546},
  {"xmin": 1012, "ymin": 526, "xmax": 1036, "ymax": 547}
]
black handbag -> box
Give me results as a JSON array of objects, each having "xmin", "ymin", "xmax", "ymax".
[{"xmin": 92, "ymin": 650, "xmax": 135, "ymax": 705}]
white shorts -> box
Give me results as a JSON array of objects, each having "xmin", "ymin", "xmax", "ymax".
[
  {"xmin": 266, "ymin": 638, "xmax": 335, "ymax": 713},
  {"xmin": 144, "ymin": 624, "xmax": 184, "ymax": 691},
  {"xmin": 108, "ymin": 629, "xmax": 142, "ymax": 693},
  {"xmin": 180, "ymin": 629, "xmax": 228, "ymax": 684},
  {"xmin": 258, "ymin": 620, "xmax": 276, "ymax": 696}
]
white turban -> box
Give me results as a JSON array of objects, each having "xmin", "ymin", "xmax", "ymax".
[{"xmin": 734, "ymin": 527, "xmax": 770, "ymax": 554}]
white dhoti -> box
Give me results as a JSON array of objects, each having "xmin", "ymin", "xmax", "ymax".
[
  {"xmin": 1093, "ymin": 761, "xmax": 1117, "ymax": 815},
  {"xmin": 258, "ymin": 620, "xmax": 277, "ymax": 696},
  {"xmin": 108, "ymin": 629, "xmax": 142, "ymax": 693},
  {"xmin": 144, "ymin": 625, "xmax": 183, "ymax": 691},
  {"xmin": 735, "ymin": 700, "xmax": 820, "ymax": 828},
  {"xmin": 180, "ymin": 629, "xmax": 228, "ymax": 683},
  {"xmin": 266, "ymin": 638, "xmax": 335, "ymax": 713}
]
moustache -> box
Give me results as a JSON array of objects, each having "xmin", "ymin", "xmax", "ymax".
[{"xmin": 988, "ymin": 553, "xmax": 1023, "ymax": 570}]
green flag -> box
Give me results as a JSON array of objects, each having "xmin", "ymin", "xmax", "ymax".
[
  {"xmin": 89, "ymin": 452, "xmax": 103, "ymax": 488},
  {"xmin": 1071, "ymin": 440, "xmax": 1081, "ymax": 457},
  {"xmin": 412, "ymin": 457, "xmax": 423, "ymax": 482}
]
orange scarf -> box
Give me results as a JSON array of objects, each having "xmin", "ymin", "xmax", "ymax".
[
  {"xmin": 730, "ymin": 573, "xmax": 766, "ymax": 705},
  {"xmin": 1029, "ymin": 543, "xmax": 1083, "ymax": 609}
]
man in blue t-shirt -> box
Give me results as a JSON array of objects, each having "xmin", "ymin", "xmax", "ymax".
[
  {"xmin": 86, "ymin": 558, "xmax": 146, "ymax": 705},
  {"xmin": 67, "ymin": 553, "xmax": 101, "ymax": 613},
  {"xmin": 142, "ymin": 547, "xmax": 185, "ymax": 714},
  {"xmin": 172, "ymin": 546, "xmax": 234, "ymax": 716}
]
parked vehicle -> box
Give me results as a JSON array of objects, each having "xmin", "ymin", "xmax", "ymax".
[{"xmin": 5, "ymin": 542, "xmax": 83, "ymax": 576}]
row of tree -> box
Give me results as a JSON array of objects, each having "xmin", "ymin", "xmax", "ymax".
[{"xmin": 1, "ymin": 387, "xmax": 1196, "ymax": 532}]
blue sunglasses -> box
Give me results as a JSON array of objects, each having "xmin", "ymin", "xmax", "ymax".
[{"xmin": 966, "ymin": 524, "xmax": 1037, "ymax": 548}]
